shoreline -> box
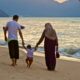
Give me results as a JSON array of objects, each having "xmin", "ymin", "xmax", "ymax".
[
  {"xmin": 0, "ymin": 45, "xmax": 80, "ymax": 62},
  {"xmin": 0, "ymin": 45, "xmax": 80, "ymax": 60},
  {"xmin": 0, "ymin": 46, "xmax": 80, "ymax": 80}
]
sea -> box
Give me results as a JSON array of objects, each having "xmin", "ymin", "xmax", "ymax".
[{"xmin": 0, "ymin": 17, "xmax": 80, "ymax": 58}]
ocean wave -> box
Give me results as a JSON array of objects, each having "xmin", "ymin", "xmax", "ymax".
[
  {"xmin": 0, "ymin": 41, "xmax": 80, "ymax": 58},
  {"xmin": 0, "ymin": 40, "xmax": 7, "ymax": 46},
  {"xmin": 59, "ymin": 47, "xmax": 80, "ymax": 58},
  {"xmin": 37, "ymin": 47, "xmax": 80, "ymax": 58}
]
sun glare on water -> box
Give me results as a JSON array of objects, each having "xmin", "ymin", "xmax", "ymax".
[{"xmin": 54, "ymin": 0, "xmax": 68, "ymax": 3}]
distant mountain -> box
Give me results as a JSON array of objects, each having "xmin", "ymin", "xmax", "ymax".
[
  {"xmin": 0, "ymin": 9, "xmax": 9, "ymax": 17},
  {"xmin": 0, "ymin": 0, "xmax": 80, "ymax": 17}
]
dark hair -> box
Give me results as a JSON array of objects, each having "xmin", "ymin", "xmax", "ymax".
[
  {"xmin": 13, "ymin": 15, "xmax": 19, "ymax": 20},
  {"xmin": 27, "ymin": 44, "xmax": 31, "ymax": 49}
]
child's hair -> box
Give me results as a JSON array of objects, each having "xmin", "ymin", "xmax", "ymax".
[{"xmin": 27, "ymin": 44, "xmax": 31, "ymax": 49}]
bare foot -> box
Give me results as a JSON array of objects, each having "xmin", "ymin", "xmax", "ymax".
[{"xmin": 10, "ymin": 63, "xmax": 15, "ymax": 67}]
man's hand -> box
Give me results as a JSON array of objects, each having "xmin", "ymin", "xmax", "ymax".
[
  {"xmin": 3, "ymin": 27, "xmax": 5, "ymax": 30},
  {"xmin": 21, "ymin": 26, "xmax": 25, "ymax": 29}
]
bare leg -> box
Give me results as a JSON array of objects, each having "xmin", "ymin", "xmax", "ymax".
[
  {"xmin": 11, "ymin": 58, "xmax": 15, "ymax": 66},
  {"xmin": 14, "ymin": 59, "xmax": 17, "ymax": 65},
  {"xmin": 28, "ymin": 60, "xmax": 33, "ymax": 68},
  {"xmin": 26, "ymin": 59, "xmax": 29, "ymax": 68}
]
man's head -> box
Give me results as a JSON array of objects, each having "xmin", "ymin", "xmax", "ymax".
[{"xmin": 13, "ymin": 15, "xmax": 19, "ymax": 22}]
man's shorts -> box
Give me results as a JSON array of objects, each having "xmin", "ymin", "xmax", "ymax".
[{"xmin": 8, "ymin": 40, "xmax": 19, "ymax": 59}]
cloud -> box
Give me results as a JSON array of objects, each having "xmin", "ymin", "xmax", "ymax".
[{"xmin": 54, "ymin": 0, "xmax": 68, "ymax": 3}]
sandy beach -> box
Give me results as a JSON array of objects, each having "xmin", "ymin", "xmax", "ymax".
[{"xmin": 0, "ymin": 46, "xmax": 80, "ymax": 80}]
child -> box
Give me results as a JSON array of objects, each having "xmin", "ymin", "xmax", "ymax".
[{"xmin": 25, "ymin": 44, "xmax": 35, "ymax": 68}]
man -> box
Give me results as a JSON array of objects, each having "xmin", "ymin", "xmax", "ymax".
[{"xmin": 3, "ymin": 15, "xmax": 24, "ymax": 66}]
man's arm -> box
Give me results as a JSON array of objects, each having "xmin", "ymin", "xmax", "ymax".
[
  {"xmin": 3, "ymin": 27, "xmax": 8, "ymax": 41},
  {"xmin": 18, "ymin": 29, "xmax": 25, "ymax": 47}
]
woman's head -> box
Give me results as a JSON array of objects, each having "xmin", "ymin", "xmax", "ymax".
[
  {"xmin": 45, "ymin": 23, "xmax": 54, "ymax": 32},
  {"xmin": 45, "ymin": 23, "xmax": 52, "ymax": 27},
  {"xmin": 45, "ymin": 23, "xmax": 57, "ymax": 40},
  {"xmin": 45, "ymin": 23, "xmax": 52, "ymax": 29}
]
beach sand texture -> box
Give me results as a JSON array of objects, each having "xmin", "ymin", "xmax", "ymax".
[{"xmin": 0, "ymin": 46, "xmax": 80, "ymax": 80}]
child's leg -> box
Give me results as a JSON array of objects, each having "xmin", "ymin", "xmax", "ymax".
[
  {"xmin": 26, "ymin": 58, "xmax": 29, "ymax": 67},
  {"xmin": 28, "ymin": 59, "xmax": 33, "ymax": 68}
]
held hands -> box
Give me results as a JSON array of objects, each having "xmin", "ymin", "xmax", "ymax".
[{"xmin": 34, "ymin": 44, "xmax": 38, "ymax": 51}]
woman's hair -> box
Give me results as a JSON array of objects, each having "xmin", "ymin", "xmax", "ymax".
[
  {"xmin": 45, "ymin": 23, "xmax": 52, "ymax": 27},
  {"xmin": 27, "ymin": 44, "xmax": 31, "ymax": 49},
  {"xmin": 45, "ymin": 23, "xmax": 57, "ymax": 40}
]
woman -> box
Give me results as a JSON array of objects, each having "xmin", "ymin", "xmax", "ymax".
[{"xmin": 35, "ymin": 23, "xmax": 59, "ymax": 71}]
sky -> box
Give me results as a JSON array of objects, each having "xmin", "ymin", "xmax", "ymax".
[{"xmin": 0, "ymin": 0, "xmax": 80, "ymax": 17}]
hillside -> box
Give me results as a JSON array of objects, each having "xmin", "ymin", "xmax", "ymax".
[{"xmin": 0, "ymin": 9, "xmax": 9, "ymax": 17}]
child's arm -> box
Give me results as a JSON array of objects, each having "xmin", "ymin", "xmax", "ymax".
[{"xmin": 32, "ymin": 47, "xmax": 36, "ymax": 52}]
